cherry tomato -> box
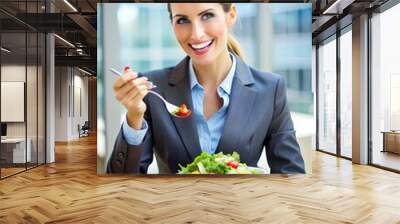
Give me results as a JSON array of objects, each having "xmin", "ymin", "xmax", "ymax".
[
  {"xmin": 175, "ymin": 104, "xmax": 191, "ymax": 117},
  {"xmin": 227, "ymin": 161, "xmax": 239, "ymax": 169}
]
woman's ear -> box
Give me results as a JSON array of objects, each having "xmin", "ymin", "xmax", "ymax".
[{"xmin": 226, "ymin": 5, "xmax": 237, "ymax": 27}]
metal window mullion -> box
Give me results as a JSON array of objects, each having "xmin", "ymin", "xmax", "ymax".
[
  {"xmin": 336, "ymin": 28, "xmax": 341, "ymax": 157},
  {"xmin": 316, "ymin": 44, "xmax": 320, "ymax": 151},
  {"xmin": 44, "ymin": 31, "xmax": 47, "ymax": 164},
  {"xmin": 36, "ymin": 5, "xmax": 39, "ymax": 167},
  {"xmin": 25, "ymin": 0, "xmax": 28, "ymax": 171},
  {"xmin": 367, "ymin": 11, "xmax": 373, "ymax": 165}
]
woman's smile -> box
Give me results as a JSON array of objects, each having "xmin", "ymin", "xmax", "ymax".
[{"xmin": 189, "ymin": 39, "xmax": 214, "ymax": 56}]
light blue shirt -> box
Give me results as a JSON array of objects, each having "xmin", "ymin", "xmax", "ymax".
[{"xmin": 122, "ymin": 54, "xmax": 236, "ymax": 155}]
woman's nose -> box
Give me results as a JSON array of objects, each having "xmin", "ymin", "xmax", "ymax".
[{"xmin": 190, "ymin": 22, "xmax": 205, "ymax": 40}]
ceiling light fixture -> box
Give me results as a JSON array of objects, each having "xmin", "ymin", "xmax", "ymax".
[
  {"xmin": 1, "ymin": 47, "xmax": 11, "ymax": 53},
  {"xmin": 54, "ymin": 34, "xmax": 75, "ymax": 48},
  {"xmin": 78, "ymin": 67, "xmax": 92, "ymax": 76},
  {"xmin": 322, "ymin": 0, "xmax": 354, "ymax": 15},
  {"xmin": 63, "ymin": 0, "xmax": 78, "ymax": 12}
]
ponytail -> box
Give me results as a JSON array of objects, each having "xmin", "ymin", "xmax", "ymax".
[{"xmin": 227, "ymin": 34, "xmax": 245, "ymax": 61}]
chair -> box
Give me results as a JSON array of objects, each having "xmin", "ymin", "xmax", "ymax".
[{"xmin": 78, "ymin": 121, "xmax": 90, "ymax": 138}]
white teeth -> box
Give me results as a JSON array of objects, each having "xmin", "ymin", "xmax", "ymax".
[{"xmin": 190, "ymin": 40, "xmax": 212, "ymax": 49}]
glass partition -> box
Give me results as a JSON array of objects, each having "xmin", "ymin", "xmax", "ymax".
[
  {"xmin": 371, "ymin": 3, "xmax": 400, "ymax": 171},
  {"xmin": 317, "ymin": 37, "xmax": 337, "ymax": 155},
  {"xmin": 0, "ymin": 1, "xmax": 46, "ymax": 179},
  {"xmin": 1, "ymin": 30, "xmax": 28, "ymax": 177},
  {"xmin": 339, "ymin": 29, "xmax": 352, "ymax": 158}
]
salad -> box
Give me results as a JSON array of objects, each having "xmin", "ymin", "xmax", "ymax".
[{"xmin": 178, "ymin": 151, "xmax": 265, "ymax": 174}]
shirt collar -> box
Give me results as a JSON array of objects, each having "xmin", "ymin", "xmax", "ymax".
[{"xmin": 189, "ymin": 53, "xmax": 236, "ymax": 95}]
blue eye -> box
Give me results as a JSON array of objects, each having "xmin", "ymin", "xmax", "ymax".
[
  {"xmin": 176, "ymin": 18, "xmax": 189, "ymax": 24},
  {"xmin": 202, "ymin": 12, "xmax": 214, "ymax": 20}
]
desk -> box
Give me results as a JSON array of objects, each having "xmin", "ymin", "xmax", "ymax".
[
  {"xmin": 1, "ymin": 138, "xmax": 31, "ymax": 163},
  {"xmin": 381, "ymin": 131, "xmax": 400, "ymax": 154}
]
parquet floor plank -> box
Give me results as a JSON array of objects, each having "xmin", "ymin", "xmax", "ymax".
[{"xmin": 1, "ymin": 134, "xmax": 399, "ymax": 223}]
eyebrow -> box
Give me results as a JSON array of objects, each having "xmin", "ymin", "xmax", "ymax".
[{"xmin": 173, "ymin": 8, "xmax": 214, "ymax": 19}]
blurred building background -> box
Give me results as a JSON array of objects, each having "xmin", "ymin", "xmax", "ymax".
[
  {"xmin": 113, "ymin": 3, "xmax": 312, "ymax": 115},
  {"xmin": 99, "ymin": 3, "xmax": 313, "ymax": 173}
]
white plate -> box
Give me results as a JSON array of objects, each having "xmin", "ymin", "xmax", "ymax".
[{"xmin": 246, "ymin": 166, "xmax": 268, "ymax": 174}]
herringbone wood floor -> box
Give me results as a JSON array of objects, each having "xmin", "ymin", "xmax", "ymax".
[{"xmin": 1, "ymin": 134, "xmax": 400, "ymax": 223}]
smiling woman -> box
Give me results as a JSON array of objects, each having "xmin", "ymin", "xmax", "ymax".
[
  {"xmin": 167, "ymin": 3, "xmax": 245, "ymax": 64},
  {"xmin": 102, "ymin": 3, "xmax": 308, "ymax": 175}
]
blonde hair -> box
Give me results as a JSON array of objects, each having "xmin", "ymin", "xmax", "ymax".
[{"xmin": 167, "ymin": 3, "xmax": 245, "ymax": 60}]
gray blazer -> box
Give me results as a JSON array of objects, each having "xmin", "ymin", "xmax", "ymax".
[{"xmin": 107, "ymin": 55, "xmax": 305, "ymax": 174}]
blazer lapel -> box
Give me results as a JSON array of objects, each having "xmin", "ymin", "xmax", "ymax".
[
  {"xmin": 216, "ymin": 56, "xmax": 258, "ymax": 154},
  {"xmin": 164, "ymin": 57, "xmax": 202, "ymax": 161}
]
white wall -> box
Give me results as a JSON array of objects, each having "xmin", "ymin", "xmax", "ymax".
[
  {"xmin": 54, "ymin": 67, "xmax": 89, "ymax": 141},
  {"xmin": 55, "ymin": 66, "xmax": 68, "ymax": 141},
  {"xmin": 1, "ymin": 65, "xmax": 35, "ymax": 137},
  {"xmin": 1, "ymin": 63, "xmax": 46, "ymax": 164}
]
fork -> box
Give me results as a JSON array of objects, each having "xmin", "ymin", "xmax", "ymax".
[{"xmin": 109, "ymin": 68, "xmax": 191, "ymax": 118}]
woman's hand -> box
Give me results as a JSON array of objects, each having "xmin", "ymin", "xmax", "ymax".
[{"xmin": 113, "ymin": 67, "xmax": 152, "ymax": 130}]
